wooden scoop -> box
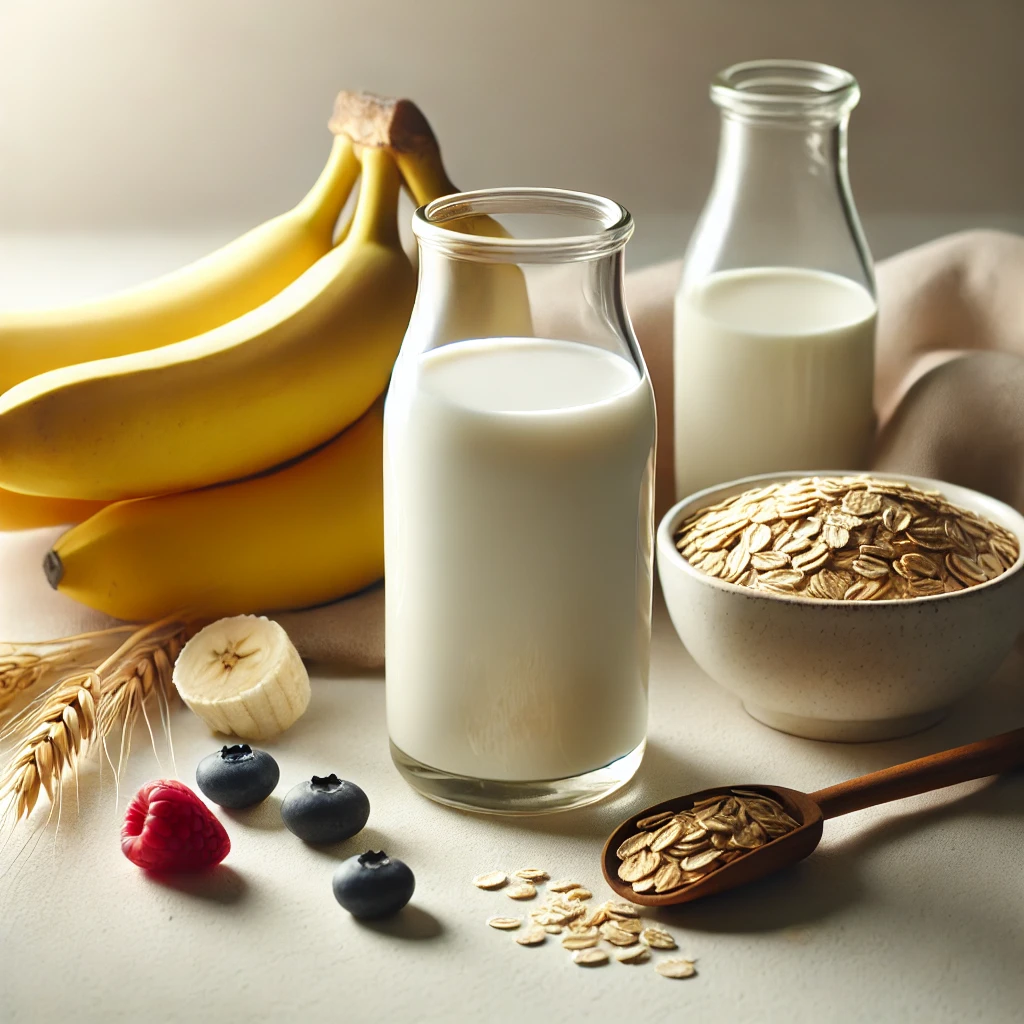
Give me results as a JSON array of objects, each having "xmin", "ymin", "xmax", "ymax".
[{"xmin": 602, "ymin": 726, "xmax": 1024, "ymax": 906}]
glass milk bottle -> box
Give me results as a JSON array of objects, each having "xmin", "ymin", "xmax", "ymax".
[
  {"xmin": 385, "ymin": 188, "xmax": 656, "ymax": 814},
  {"xmin": 674, "ymin": 60, "xmax": 876, "ymax": 500}
]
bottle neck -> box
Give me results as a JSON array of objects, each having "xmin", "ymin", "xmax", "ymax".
[
  {"xmin": 714, "ymin": 111, "xmax": 849, "ymax": 211},
  {"xmin": 685, "ymin": 109, "xmax": 872, "ymax": 291}
]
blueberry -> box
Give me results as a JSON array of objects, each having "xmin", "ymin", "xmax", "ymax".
[
  {"xmin": 333, "ymin": 850, "xmax": 415, "ymax": 919},
  {"xmin": 280, "ymin": 774, "xmax": 370, "ymax": 844},
  {"xmin": 195, "ymin": 744, "xmax": 279, "ymax": 809}
]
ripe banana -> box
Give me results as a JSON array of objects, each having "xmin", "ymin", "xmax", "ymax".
[
  {"xmin": 173, "ymin": 616, "xmax": 310, "ymax": 740},
  {"xmin": 0, "ymin": 146, "xmax": 415, "ymax": 500},
  {"xmin": 0, "ymin": 135, "xmax": 360, "ymax": 395},
  {"xmin": 330, "ymin": 91, "xmax": 533, "ymax": 344},
  {"xmin": 0, "ymin": 487, "xmax": 109, "ymax": 531},
  {"xmin": 44, "ymin": 400, "xmax": 384, "ymax": 621}
]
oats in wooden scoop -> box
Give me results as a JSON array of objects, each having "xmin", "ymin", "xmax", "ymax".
[{"xmin": 615, "ymin": 791, "xmax": 800, "ymax": 895}]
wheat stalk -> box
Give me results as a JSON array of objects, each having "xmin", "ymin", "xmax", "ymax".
[
  {"xmin": 0, "ymin": 672, "xmax": 99, "ymax": 822},
  {"xmin": 0, "ymin": 625, "xmax": 138, "ymax": 714},
  {"xmin": 0, "ymin": 617, "xmax": 194, "ymax": 827},
  {"xmin": 94, "ymin": 619, "xmax": 189, "ymax": 786}
]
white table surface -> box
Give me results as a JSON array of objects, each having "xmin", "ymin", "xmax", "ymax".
[
  {"xmin": 2, "ymin": 592, "xmax": 1023, "ymax": 1024},
  {"xmin": 2, "ymin": 231, "xmax": 1023, "ymax": 1023}
]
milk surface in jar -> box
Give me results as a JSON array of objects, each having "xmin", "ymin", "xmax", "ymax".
[
  {"xmin": 385, "ymin": 336, "xmax": 655, "ymax": 785},
  {"xmin": 674, "ymin": 266, "xmax": 876, "ymax": 498}
]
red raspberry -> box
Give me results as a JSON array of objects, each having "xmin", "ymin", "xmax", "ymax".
[{"xmin": 122, "ymin": 779, "xmax": 230, "ymax": 872}]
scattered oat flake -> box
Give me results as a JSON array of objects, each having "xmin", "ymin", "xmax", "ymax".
[
  {"xmin": 474, "ymin": 872, "xmax": 508, "ymax": 890},
  {"xmin": 487, "ymin": 917, "xmax": 522, "ymax": 930},
  {"xmin": 656, "ymin": 959, "xmax": 697, "ymax": 979},
  {"xmin": 548, "ymin": 879, "xmax": 582, "ymax": 893},
  {"xmin": 605, "ymin": 901, "xmax": 640, "ymax": 918},
  {"xmin": 514, "ymin": 868, "xmax": 549, "ymax": 882},
  {"xmin": 601, "ymin": 922, "xmax": 640, "ymax": 946},
  {"xmin": 565, "ymin": 888, "xmax": 592, "ymax": 901},
  {"xmin": 532, "ymin": 912, "xmax": 568, "ymax": 926},
  {"xmin": 505, "ymin": 882, "xmax": 537, "ymax": 900},
  {"xmin": 616, "ymin": 945, "xmax": 651, "ymax": 964},
  {"xmin": 561, "ymin": 931, "xmax": 601, "ymax": 950},
  {"xmin": 612, "ymin": 917, "xmax": 642, "ymax": 934},
  {"xmin": 572, "ymin": 948, "xmax": 609, "ymax": 967},
  {"xmin": 641, "ymin": 927, "xmax": 677, "ymax": 950},
  {"xmin": 515, "ymin": 927, "xmax": 547, "ymax": 946},
  {"xmin": 543, "ymin": 925, "xmax": 563, "ymax": 934}
]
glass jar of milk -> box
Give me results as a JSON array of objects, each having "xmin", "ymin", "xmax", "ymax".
[
  {"xmin": 674, "ymin": 60, "xmax": 876, "ymax": 500},
  {"xmin": 385, "ymin": 188, "xmax": 656, "ymax": 814}
]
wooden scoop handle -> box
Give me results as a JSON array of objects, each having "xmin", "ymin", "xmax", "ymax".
[{"xmin": 809, "ymin": 726, "xmax": 1024, "ymax": 819}]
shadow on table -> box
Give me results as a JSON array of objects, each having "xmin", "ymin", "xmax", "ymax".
[
  {"xmin": 145, "ymin": 864, "xmax": 249, "ymax": 905},
  {"xmin": 222, "ymin": 793, "xmax": 285, "ymax": 831},
  {"xmin": 300, "ymin": 825, "xmax": 393, "ymax": 862},
  {"xmin": 354, "ymin": 904, "xmax": 444, "ymax": 941},
  {"xmin": 440, "ymin": 738, "xmax": 719, "ymax": 844}
]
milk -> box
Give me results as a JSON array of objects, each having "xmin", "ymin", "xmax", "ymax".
[
  {"xmin": 385, "ymin": 337, "xmax": 655, "ymax": 782},
  {"xmin": 674, "ymin": 267, "xmax": 877, "ymax": 499}
]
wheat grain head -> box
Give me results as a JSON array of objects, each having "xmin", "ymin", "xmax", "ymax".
[
  {"xmin": 0, "ymin": 617, "xmax": 193, "ymax": 827},
  {"xmin": 0, "ymin": 625, "xmax": 137, "ymax": 714},
  {"xmin": 0, "ymin": 673, "xmax": 98, "ymax": 822}
]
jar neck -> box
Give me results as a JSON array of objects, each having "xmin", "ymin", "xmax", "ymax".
[
  {"xmin": 404, "ymin": 187, "xmax": 643, "ymax": 363},
  {"xmin": 413, "ymin": 244, "xmax": 634, "ymax": 352}
]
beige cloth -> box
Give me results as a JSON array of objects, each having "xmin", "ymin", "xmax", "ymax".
[{"xmin": 2, "ymin": 229, "xmax": 1021, "ymax": 665}]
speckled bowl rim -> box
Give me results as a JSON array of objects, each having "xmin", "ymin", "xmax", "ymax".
[{"xmin": 657, "ymin": 471, "xmax": 1024, "ymax": 609}]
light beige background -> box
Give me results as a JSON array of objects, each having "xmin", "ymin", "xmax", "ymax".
[{"xmin": 1, "ymin": 0, "xmax": 1022, "ymax": 264}]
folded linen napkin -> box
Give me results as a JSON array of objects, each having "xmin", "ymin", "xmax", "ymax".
[{"xmin": 2, "ymin": 230, "xmax": 1021, "ymax": 665}]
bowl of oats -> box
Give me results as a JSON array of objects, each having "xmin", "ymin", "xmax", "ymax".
[{"xmin": 657, "ymin": 472, "xmax": 1024, "ymax": 741}]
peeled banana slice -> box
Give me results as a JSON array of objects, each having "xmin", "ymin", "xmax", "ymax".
[{"xmin": 173, "ymin": 616, "xmax": 310, "ymax": 740}]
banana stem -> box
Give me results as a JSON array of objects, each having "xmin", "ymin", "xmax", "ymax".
[
  {"xmin": 327, "ymin": 91, "xmax": 506, "ymax": 237},
  {"xmin": 298, "ymin": 135, "xmax": 361, "ymax": 239},
  {"xmin": 350, "ymin": 147, "xmax": 402, "ymax": 247}
]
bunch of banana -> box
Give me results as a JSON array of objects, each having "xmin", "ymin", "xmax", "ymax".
[
  {"xmin": 0, "ymin": 490, "xmax": 110, "ymax": 532},
  {"xmin": 0, "ymin": 135, "xmax": 361, "ymax": 529},
  {"xmin": 0, "ymin": 144, "xmax": 414, "ymax": 501},
  {"xmin": 0, "ymin": 135, "xmax": 360, "ymax": 395},
  {"xmin": 45, "ymin": 400, "xmax": 385, "ymax": 621},
  {"xmin": 2, "ymin": 93, "xmax": 524, "ymax": 622}
]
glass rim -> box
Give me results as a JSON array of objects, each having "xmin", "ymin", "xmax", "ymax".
[
  {"xmin": 711, "ymin": 59, "xmax": 860, "ymax": 119},
  {"xmin": 412, "ymin": 187, "xmax": 633, "ymax": 263}
]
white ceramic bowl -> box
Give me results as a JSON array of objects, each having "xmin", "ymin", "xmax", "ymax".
[{"xmin": 657, "ymin": 472, "xmax": 1024, "ymax": 741}]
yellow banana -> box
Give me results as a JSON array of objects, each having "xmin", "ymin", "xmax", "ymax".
[
  {"xmin": 330, "ymin": 91, "xmax": 533, "ymax": 343},
  {"xmin": 0, "ymin": 146, "xmax": 415, "ymax": 500},
  {"xmin": 44, "ymin": 401, "xmax": 384, "ymax": 621},
  {"xmin": 0, "ymin": 487, "xmax": 110, "ymax": 531},
  {"xmin": 0, "ymin": 136, "xmax": 360, "ymax": 394}
]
